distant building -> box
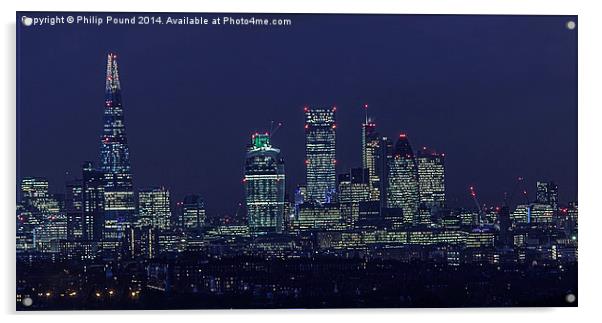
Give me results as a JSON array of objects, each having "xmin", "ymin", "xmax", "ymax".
[
  {"xmin": 65, "ymin": 179, "xmax": 84, "ymax": 241},
  {"xmin": 181, "ymin": 195, "xmax": 206, "ymax": 232},
  {"xmin": 304, "ymin": 106, "xmax": 336, "ymax": 203},
  {"xmin": 138, "ymin": 187, "xmax": 172, "ymax": 230},
  {"xmin": 361, "ymin": 107, "xmax": 381, "ymax": 200},
  {"xmin": 294, "ymin": 203, "xmax": 342, "ymax": 231},
  {"xmin": 386, "ymin": 133, "xmax": 420, "ymax": 225},
  {"xmin": 100, "ymin": 53, "xmax": 135, "ymax": 248},
  {"xmin": 416, "ymin": 147, "xmax": 446, "ymax": 210},
  {"xmin": 244, "ymin": 133, "xmax": 286, "ymax": 235},
  {"xmin": 536, "ymin": 181, "xmax": 558, "ymax": 209},
  {"xmin": 82, "ymin": 162, "xmax": 105, "ymax": 242},
  {"xmin": 20, "ymin": 177, "xmax": 59, "ymax": 214},
  {"xmin": 376, "ymin": 136, "xmax": 394, "ymax": 207},
  {"xmin": 338, "ymin": 168, "xmax": 373, "ymax": 227}
]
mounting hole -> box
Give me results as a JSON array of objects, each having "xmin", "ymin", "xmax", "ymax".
[
  {"xmin": 566, "ymin": 21, "xmax": 576, "ymax": 30},
  {"xmin": 565, "ymin": 293, "xmax": 576, "ymax": 303},
  {"xmin": 22, "ymin": 297, "xmax": 33, "ymax": 307},
  {"xmin": 21, "ymin": 16, "xmax": 33, "ymax": 27}
]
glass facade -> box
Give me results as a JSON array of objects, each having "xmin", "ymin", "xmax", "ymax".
[
  {"xmin": 100, "ymin": 53, "xmax": 135, "ymax": 246},
  {"xmin": 387, "ymin": 134, "xmax": 420, "ymax": 225},
  {"xmin": 304, "ymin": 107, "xmax": 336, "ymax": 203},
  {"xmin": 138, "ymin": 187, "xmax": 172, "ymax": 230},
  {"xmin": 244, "ymin": 133, "xmax": 286, "ymax": 235}
]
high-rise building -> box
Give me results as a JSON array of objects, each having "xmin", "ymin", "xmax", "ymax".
[
  {"xmin": 82, "ymin": 161, "xmax": 105, "ymax": 242},
  {"xmin": 138, "ymin": 187, "xmax": 172, "ymax": 230},
  {"xmin": 361, "ymin": 105, "xmax": 381, "ymax": 200},
  {"xmin": 338, "ymin": 168, "xmax": 373, "ymax": 227},
  {"xmin": 65, "ymin": 179, "xmax": 84, "ymax": 241},
  {"xmin": 244, "ymin": 133, "xmax": 286, "ymax": 235},
  {"xmin": 387, "ymin": 133, "xmax": 420, "ymax": 225},
  {"xmin": 376, "ymin": 136, "xmax": 394, "ymax": 207},
  {"xmin": 100, "ymin": 53, "xmax": 135, "ymax": 246},
  {"xmin": 20, "ymin": 177, "xmax": 59, "ymax": 214},
  {"xmin": 181, "ymin": 195, "xmax": 206, "ymax": 232},
  {"xmin": 536, "ymin": 181, "xmax": 558, "ymax": 209},
  {"xmin": 304, "ymin": 106, "xmax": 336, "ymax": 203},
  {"xmin": 338, "ymin": 168, "xmax": 372, "ymax": 204},
  {"xmin": 416, "ymin": 147, "xmax": 446, "ymax": 210}
]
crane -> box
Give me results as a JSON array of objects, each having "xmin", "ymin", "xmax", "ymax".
[
  {"xmin": 269, "ymin": 121, "xmax": 283, "ymax": 139},
  {"xmin": 469, "ymin": 186, "xmax": 484, "ymax": 225}
]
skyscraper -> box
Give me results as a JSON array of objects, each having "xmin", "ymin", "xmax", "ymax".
[
  {"xmin": 416, "ymin": 147, "xmax": 446, "ymax": 210},
  {"xmin": 20, "ymin": 177, "xmax": 59, "ymax": 214},
  {"xmin": 181, "ymin": 195, "xmax": 206, "ymax": 232},
  {"xmin": 304, "ymin": 106, "xmax": 336, "ymax": 203},
  {"xmin": 376, "ymin": 136, "xmax": 394, "ymax": 207},
  {"xmin": 536, "ymin": 181, "xmax": 558, "ymax": 209},
  {"xmin": 138, "ymin": 187, "xmax": 172, "ymax": 230},
  {"xmin": 387, "ymin": 133, "xmax": 420, "ymax": 225},
  {"xmin": 244, "ymin": 133, "xmax": 286, "ymax": 235},
  {"xmin": 65, "ymin": 179, "xmax": 84, "ymax": 241},
  {"xmin": 338, "ymin": 168, "xmax": 372, "ymax": 227},
  {"xmin": 82, "ymin": 161, "xmax": 105, "ymax": 242},
  {"xmin": 100, "ymin": 53, "xmax": 135, "ymax": 246},
  {"xmin": 361, "ymin": 105, "xmax": 381, "ymax": 200}
]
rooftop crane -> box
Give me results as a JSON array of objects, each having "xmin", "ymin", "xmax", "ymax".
[{"xmin": 469, "ymin": 186, "xmax": 484, "ymax": 225}]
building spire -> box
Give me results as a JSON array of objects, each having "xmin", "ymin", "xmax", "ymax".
[{"xmin": 105, "ymin": 52, "xmax": 121, "ymax": 104}]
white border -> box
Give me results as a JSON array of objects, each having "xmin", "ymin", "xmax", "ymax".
[{"xmin": 2, "ymin": 0, "xmax": 599, "ymax": 322}]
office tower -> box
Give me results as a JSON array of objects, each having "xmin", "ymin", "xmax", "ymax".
[
  {"xmin": 294, "ymin": 185, "xmax": 307, "ymax": 218},
  {"xmin": 34, "ymin": 214, "xmax": 68, "ymax": 253},
  {"xmin": 295, "ymin": 203, "xmax": 342, "ymax": 231},
  {"xmin": 416, "ymin": 148, "xmax": 446, "ymax": 210},
  {"xmin": 387, "ymin": 133, "xmax": 420, "ymax": 225},
  {"xmin": 338, "ymin": 168, "xmax": 372, "ymax": 204},
  {"xmin": 82, "ymin": 162, "xmax": 105, "ymax": 242},
  {"xmin": 498, "ymin": 206, "xmax": 512, "ymax": 247},
  {"xmin": 304, "ymin": 106, "xmax": 336, "ymax": 203},
  {"xmin": 65, "ymin": 179, "xmax": 84, "ymax": 241},
  {"xmin": 100, "ymin": 53, "xmax": 135, "ymax": 245},
  {"xmin": 181, "ymin": 195, "xmax": 206, "ymax": 232},
  {"xmin": 361, "ymin": 106, "xmax": 380, "ymax": 199},
  {"xmin": 138, "ymin": 187, "xmax": 172, "ymax": 230},
  {"xmin": 125, "ymin": 226, "xmax": 158, "ymax": 259},
  {"xmin": 20, "ymin": 177, "xmax": 59, "ymax": 214},
  {"xmin": 376, "ymin": 136, "xmax": 394, "ymax": 206},
  {"xmin": 338, "ymin": 168, "xmax": 372, "ymax": 227},
  {"xmin": 536, "ymin": 181, "xmax": 558, "ymax": 209},
  {"xmin": 244, "ymin": 133, "xmax": 286, "ymax": 235}
]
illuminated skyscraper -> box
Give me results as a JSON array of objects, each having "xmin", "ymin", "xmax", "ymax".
[
  {"xmin": 416, "ymin": 147, "xmax": 446, "ymax": 210},
  {"xmin": 387, "ymin": 133, "xmax": 420, "ymax": 225},
  {"xmin": 376, "ymin": 136, "xmax": 394, "ymax": 207},
  {"xmin": 181, "ymin": 195, "xmax": 206, "ymax": 232},
  {"xmin": 244, "ymin": 133, "xmax": 286, "ymax": 234},
  {"xmin": 361, "ymin": 105, "xmax": 381, "ymax": 200},
  {"xmin": 536, "ymin": 181, "xmax": 558, "ymax": 209},
  {"xmin": 338, "ymin": 168, "xmax": 372, "ymax": 227},
  {"xmin": 304, "ymin": 106, "xmax": 336, "ymax": 203},
  {"xmin": 20, "ymin": 177, "xmax": 59, "ymax": 214},
  {"xmin": 65, "ymin": 179, "xmax": 84, "ymax": 241},
  {"xmin": 82, "ymin": 161, "xmax": 105, "ymax": 242},
  {"xmin": 138, "ymin": 187, "xmax": 172, "ymax": 230},
  {"xmin": 100, "ymin": 53, "xmax": 135, "ymax": 246}
]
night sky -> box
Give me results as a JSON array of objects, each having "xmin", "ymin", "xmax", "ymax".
[{"xmin": 17, "ymin": 13, "xmax": 577, "ymax": 216}]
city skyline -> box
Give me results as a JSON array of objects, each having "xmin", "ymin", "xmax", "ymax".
[
  {"xmin": 17, "ymin": 14, "xmax": 577, "ymax": 216},
  {"xmin": 16, "ymin": 12, "xmax": 578, "ymax": 310}
]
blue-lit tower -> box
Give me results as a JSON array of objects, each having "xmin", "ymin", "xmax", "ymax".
[{"xmin": 100, "ymin": 53, "xmax": 135, "ymax": 248}]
